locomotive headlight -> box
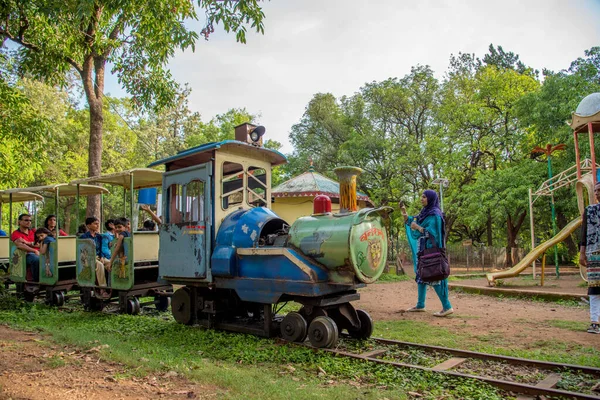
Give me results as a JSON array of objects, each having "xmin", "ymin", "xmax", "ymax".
[{"xmin": 249, "ymin": 125, "xmax": 265, "ymax": 143}]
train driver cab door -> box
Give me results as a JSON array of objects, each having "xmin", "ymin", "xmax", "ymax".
[{"xmin": 159, "ymin": 164, "xmax": 212, "ymax": 281}]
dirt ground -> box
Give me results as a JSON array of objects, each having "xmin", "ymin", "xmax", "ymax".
[
  {"xmin": 355, "ymin": 278, "xmax": 599, "ymax": 348},
  {"xmin": 1, "ymin": 277, "xmax": 598, "ymax": 399},
  {"xmin": 0, "ymin": 326, "xmax": 219, "ymax": 400}
]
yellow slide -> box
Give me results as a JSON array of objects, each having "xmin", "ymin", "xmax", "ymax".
[{"xmin": 486, "ymin": 217, "xmax": 582, "ymax": 285}]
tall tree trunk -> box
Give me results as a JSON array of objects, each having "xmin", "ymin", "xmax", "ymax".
[
  {"xmin": 505, "ymin": 209, "xmax": 527, "ymax": 268},
  {"xmin": 87, "ymin": 101, "xmax": 103, "ymax": 217},
  {"xmin": 81, "ymin": 54, "xmax": 106, "ymax": 218},
  {"xmin": 486, "ymin": 209, "xmax": 493, "ymax": 246}
]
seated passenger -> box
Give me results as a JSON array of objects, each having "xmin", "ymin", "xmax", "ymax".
[
  {"xmin": 76, "ymin": 224, "xmax": 88, "ymax": 237},
  {"xmin": 79, "ymin": 217, "xmax": 111, "ymax": 297},
  {"xmin": 104, "ymin": 219, "xmax": 116, "ymax": 242},
  {"xmin": 108, "ymin": 218, "xmax": 130, "ymax": 279},
  {"xmin": 10, "ymin": 214, "xmax": 39, "ymax": 281},
  {"xmin": 35, "ymin": 227, "xmax": 56, "ymax": 278},
  {"xmin": 44, "ymin": 214, "xmax": 67, "ymax": 237},
  {"xmin": 141, "ymin": 204, "xmax": 162, "ymax": 226},
  {"xmin": 139, "ymin": 219, "xmax": 156, "ymax": 232}
]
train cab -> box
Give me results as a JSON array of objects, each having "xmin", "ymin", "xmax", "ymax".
[{"xmin": 148, "ymin": 123, "xmax": 287, "ymax": 284}]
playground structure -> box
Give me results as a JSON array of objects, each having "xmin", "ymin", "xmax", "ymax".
[{"xmin": 487, "ymin": 92, "xmax": 600, "ymax": 286}]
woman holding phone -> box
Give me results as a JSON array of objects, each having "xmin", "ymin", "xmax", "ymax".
[{"xmin": 400, "ymin": 190, "xmax": 453, "ymax": 317}]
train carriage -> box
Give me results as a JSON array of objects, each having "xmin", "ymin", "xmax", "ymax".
[
  {"xmin": 0, "ymin": 191, "xmax": 44, "ymax": 289},
  {"xmin": 149, "ymin": 123, "xmax": 392, "ymax": 348},
  {"xmin": 3, "ymin": 184, "xmax": 108, "ymax": 304},
  {"xmin": 71, "ymin": 168, "xmax": 172, "ymax": 314}
]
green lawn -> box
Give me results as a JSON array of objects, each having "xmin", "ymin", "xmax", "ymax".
[{"xmin": 0, "ymin": 293, "xmax": 507, "ymax": 400}]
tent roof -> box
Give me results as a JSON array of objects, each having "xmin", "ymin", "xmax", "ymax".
[
  {"xmin": 0, "ymin": 191, "xmax": 44, "ymax": 203},
  {"xmin": 70, "ymin": 168, "xmax": 163, "ymax": 190},
  {"xmin": 3, "ymin": 183, "xmax": 108, "ymax": 197}
]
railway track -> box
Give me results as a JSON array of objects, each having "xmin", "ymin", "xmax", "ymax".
[{"xmin": 307, "ymin": 337, "xmax": 600, "ymax": 399}]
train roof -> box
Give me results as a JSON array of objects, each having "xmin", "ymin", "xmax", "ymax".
[
  {"xmin": 0, "ymin": 191, "xmax": 44, "ymax": 203},
  {"xmin": 147, "ymin": 140, "xmax": 287, "ymax": 168},
  {"xmin": 70, "ymin": 168, "xmax": 163, "ymax": 190},
  {"xmin": 2, "ymin": 183, "xmax": 108, "ymax": 197}
]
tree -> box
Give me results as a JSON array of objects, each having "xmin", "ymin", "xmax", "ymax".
[
  {"xmin": 0, "ymin": 78, "xmax": 47, "ymax": 188},
  {"xmin": 437, "ymin": 48, "xmax": 540, "ymax": 256},
  {"xmin": 288, "ymin": 66, "xmax": 441, "ymax": 207},
  {"xmin": 0, "ymin": 0, "xmax": 265, "ymax": 215}
]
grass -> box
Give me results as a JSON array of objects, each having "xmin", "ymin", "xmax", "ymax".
[
  {"xmin": 377, "ymin": 273, "xmax": 411, "ymax": 283},
  {"xmin": 0, "ymin": 297, "xmax": 508, "ymax": 400},
  {"xmin": 545, "ymin": 319, "xmax": 590, "ymax": 332},
  {"xmin": 374, "ymin": 319, "xmax": 600, "ymax": 368}
]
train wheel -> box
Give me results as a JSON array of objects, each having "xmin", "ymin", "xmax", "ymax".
[
  {"xmin": 23, "ymin": 289, "xmax": 35, "ymax": 303},
  {"xmin": 126, "ymin": 297, "xmax": 141, "ymax": 315},
  {"xmin": 172, "ymin": 287, "xmax": 193, "ymax": 324},
  {"xmin": 88, "ymin": 295, "xmax": 105, "ymax": 311},
  {"xmin": 52, "ymin": 291, "xmax": 65, "ymax": 307},
  {"xmin": 155, "ymin": 295, "xmax": 171, "ymax": 312},
  {"xmin": 308, "ymin": 316, "xmax": 339, "ymax": 348},
  {"xmin": 280, "ymin": 312, "xmax": 308, "ymax": 343},
  {"xmin": 298, "ymin": 306, "xmax": 327, "ymax": 326},
  {"xmin": 348, "ymin": 309, "xmax": 373, "ymax": 340}
]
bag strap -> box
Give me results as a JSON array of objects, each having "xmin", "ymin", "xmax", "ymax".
[{"xmin": 423, "ymin": 230, "xmax": 441, "ymax": 250}]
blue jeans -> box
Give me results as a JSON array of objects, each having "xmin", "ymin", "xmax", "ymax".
[
  {"xmin": 416, "ymin": 279, "xmax": 452, "ymax": 310},
  {"xmin": 26, "ymin": 253, "xmax": 39, "ymax": 282}
]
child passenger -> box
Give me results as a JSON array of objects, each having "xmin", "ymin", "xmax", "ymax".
[
  {"xmin": 108, "ymin": 218, "xmax": 130, "ymax": 279},
  {"xmin": 35, "ymin": 227, "xmax": 55, "ymax": 278}
]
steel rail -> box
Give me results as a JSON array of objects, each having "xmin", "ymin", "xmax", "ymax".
[
  {"xmin": 372, "ymin": 337, "xmax": 600, "ymax": 376},
  {"xmin": 300, "ymin": 338, "xmax": 600, "ymax": 399}
]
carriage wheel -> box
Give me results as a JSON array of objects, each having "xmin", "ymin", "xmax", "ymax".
[
  {"xmin": 88, "ymin": 296, "xmax": 105, "ymax": 311},
  {"xmin": 155, "ymin": 295, "xmax": 171, "ymax": 312},
  {"xmin": 348, "ymin": 309, "xmax": 373, "ymax": 340},
  {"xmin": 52, "ymin": 291, "xmax": 65, "ymax": 307},
  {"xmin": 126, "ymin": 297, "xmax": 141, "ymax": 315},
  {"xmin": 280, "ymin": 312, "xmax": 308, "ymax": 343},
  {"xmin": 172, "ymin": 287, "xmax": 193, "ymax": 324},
  {"xmin": 308, "ymin": 316, "xmax": 339, "ymax": 348}
]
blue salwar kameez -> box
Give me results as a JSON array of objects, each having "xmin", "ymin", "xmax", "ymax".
[{"xmin": 405, "ymin": 214, "xmax": 452, "ymax": 311}]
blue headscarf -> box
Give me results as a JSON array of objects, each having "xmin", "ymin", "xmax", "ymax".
[{"xmin": 416, "ymin": 190, "xmax": 443, "ymax": 223}]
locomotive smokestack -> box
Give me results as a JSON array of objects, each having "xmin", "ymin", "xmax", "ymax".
[{"xmin": 334, "ymin": 166, "xmax": 363, "ymax": 213}]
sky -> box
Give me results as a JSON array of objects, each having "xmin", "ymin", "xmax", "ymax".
[{"xmin": 105, "ymin": 0, "xmax": 600, "ymax": 155}]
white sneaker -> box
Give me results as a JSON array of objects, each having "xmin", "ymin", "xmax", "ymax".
[
  {"xmin": 433, "ymin": 308, "xmax": 454, "ymax": 317},
  {"xmin": 406, "ymin": 306, "xmax": 426, "ymax": 312}
]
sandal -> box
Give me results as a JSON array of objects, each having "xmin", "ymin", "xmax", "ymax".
[{"xmin": 433, "ymin": 308, "xmax": 454, "ymax": 317}]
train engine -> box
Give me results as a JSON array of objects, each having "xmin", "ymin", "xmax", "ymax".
[{"xmin": 149, "ymin": 124, "xmax": 391, "ymax": 348}]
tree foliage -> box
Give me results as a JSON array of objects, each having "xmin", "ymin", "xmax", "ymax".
[{"xmin": 0, "ymin": 0, "xmax": 266, "ymax": 215}]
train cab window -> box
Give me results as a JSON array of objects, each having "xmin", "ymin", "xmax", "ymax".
[
  {"xmin": 247, "ymin": 166, "xmax": 267, "ymax": 207},
  {"xmin": 167, "ymin": 180, "xmax": 205, "ymax": 224},
  {"xmin": 167, "ymin": 184, "xmax": 184, "ymax": 224},
  {"xmin": 185, "ymin": 180, "xmax": 205, "ymax": 222},
  {"xmin": 222, "ymin": 162, "xmax": 244, "ymax": 210}
]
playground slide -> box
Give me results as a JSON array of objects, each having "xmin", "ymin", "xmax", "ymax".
[{"xmin": 486, "ymin": 216, "xmax": 582, "ymax": 285}]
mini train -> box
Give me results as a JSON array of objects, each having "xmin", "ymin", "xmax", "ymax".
[{"xmin": 0, "ymin": 123, "xmax": 392, "ymax": 348}]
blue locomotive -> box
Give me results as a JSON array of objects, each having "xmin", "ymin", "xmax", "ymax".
[{"xmin": 149, "ymin": 123, "xmax": 392, "ymax": 348}]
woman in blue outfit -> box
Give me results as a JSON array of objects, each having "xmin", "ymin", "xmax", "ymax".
[{"xmin": 401, "ymin": 190, "xmax": 454, "ymax": 317}]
